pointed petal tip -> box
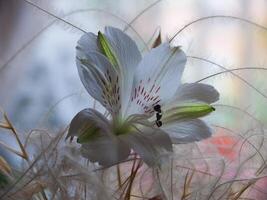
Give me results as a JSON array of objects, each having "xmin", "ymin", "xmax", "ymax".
[
  {"xmin": 173, "ymin": 83, "xmax": 220, "ymax": 104},
  {"xmin": 162, "ymin": 119, "xmax": 213, "ymax": 144},
  {"xmin": 152, "ymin": 31, "xmax": 162, "ymax": 48}
]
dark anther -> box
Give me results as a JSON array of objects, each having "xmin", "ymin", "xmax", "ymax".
[
  {"xmin": 153, "ymin": 104, "xmax": 161, "ymax": 112},
  {"xmin": 156, "ymin": 120, "xmax": 162, "ymax": 127},
  {"xmin": 156, "ymin": 113, "xmax": 162, "ymax": 120}
]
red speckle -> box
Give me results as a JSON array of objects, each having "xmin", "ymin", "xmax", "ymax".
[
  {"xmin": 155, "ymin": 86, "xmax": 160, "ymax": 93},
  {"xmin": 141, "ymin": 87, "xmax": 144, "ymax": 95},
  {"xmin": 150, "ymin": 84, "xmax": 155, "ymax": 93},
  {"xmin": 153, "ymin": 96, "xmax": 159, "ymax": 101}
]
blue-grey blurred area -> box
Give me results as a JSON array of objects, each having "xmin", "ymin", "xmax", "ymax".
[
  {"xmin": 0, "ymin": 0, "xmax": 89, "ymax": 131},
  {"xmin": 1, "ymin": 0, "xmax": 267, "ymax": 165}
]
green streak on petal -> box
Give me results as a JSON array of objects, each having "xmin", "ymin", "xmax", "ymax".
[
  {"xmin": 114, "ymin": 125, "xmax": 131, "ymax": 136},
  {"xmin": 79, "ymin": 58, "xmax": 89, "ymax": 66},
  {"xmin": 0, "ymin": 172, "xmax": 8, "ymax": 188},
  {"xmin": 113, "ymin": 120, "xmax": 132, "ymax": 136},
  {"xmin": 97, "ymin": 31, "xmax": 119, "ymax": 68},
  {"xmin": 163, "ymin": 104, "xmax": 215, "ymax": 123},
  {"xmin": 77, "ymin": 126, "xmax": 100, "ymax": 144}
]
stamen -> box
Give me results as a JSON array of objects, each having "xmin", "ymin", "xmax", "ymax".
[
  {"xmin": 154, "ymin": 104, "xmax": 161, "ymax": 112},
  {"xmin": 155, "ymin": 120, "xmax": 162, "ymax": 127},
  {"xmin": 156, "ymin": 113, "xmax": 162, "ymax": 120}
]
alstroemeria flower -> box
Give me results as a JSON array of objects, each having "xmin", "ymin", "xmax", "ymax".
[{"xmin": 67, "ymin": 26, "xmax": 219, "ymax": 167}]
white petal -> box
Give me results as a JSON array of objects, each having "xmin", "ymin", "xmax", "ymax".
[
  {"xmin": 68, "ymin": 109, "xmax": 131, "ymax": 167},
  {"xmin": 77, "ymin": 32, "xmax": 99, "ymax": 53},
  {"xmin": 126, "ymin": 43, "xmax": 186, "ymax": 116},
  {"xmin": 173, "ymin": 83, "xmax": 219, "ymax": 104},
  {"xmin": 161, "ymin": 119, "xmax": 212, "ymax": 144},
  {"xmin": 67, "ymin": 108, "xmax": 110, "ymax": 140},
  {"xmin": 104, "ymin": 27, "xmax": 142, "ymax": 115},
  {"xmin": 121, "ymin": 128, "xmax": 172, "ymax": 166},
  {"xmin": 81, "ymin": 136, "xmax": 131, "ymax": 167},
  {"xmin": 76, "ymin": 48, "xmax": 120, "ymax": 114}
]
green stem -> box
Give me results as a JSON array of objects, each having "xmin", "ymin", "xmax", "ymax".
[{"xmin": 117, "ymin": 165, "xmax": 122, "ymax": 188}]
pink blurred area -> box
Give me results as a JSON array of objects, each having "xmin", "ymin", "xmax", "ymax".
[
  {"xmin": 200, "ymin": 127, "xmax": 267, "ymax": 199},
  {"xmin": 206, "ymin": 131, "xmax": 239, "ymax": 161}
]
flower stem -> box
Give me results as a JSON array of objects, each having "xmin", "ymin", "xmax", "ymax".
[
  {"xmin": 117, "ymin": 164, "xmax": 122, "ymax": 188},
  {"xmin": 125, "ymin": 158, "xmax": 143, "ymax": 200}
]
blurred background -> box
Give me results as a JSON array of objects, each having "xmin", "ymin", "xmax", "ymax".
[{"xmin": 1, "ymin": 0, "xmax": 267, "ymax": 197}]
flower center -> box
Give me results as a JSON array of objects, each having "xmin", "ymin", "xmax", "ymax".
[
  {"xmin": 131, "ymin": 78, "xmax": 162, "ymax": 114},
  {"xmin": 113, "ymin": 119, "xmax": 132, "ymax": 136}
]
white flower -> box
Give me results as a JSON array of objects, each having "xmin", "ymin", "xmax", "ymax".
[{"xmin": 67, "ymin": 27, "xmax": 219, "ymax": 167}]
